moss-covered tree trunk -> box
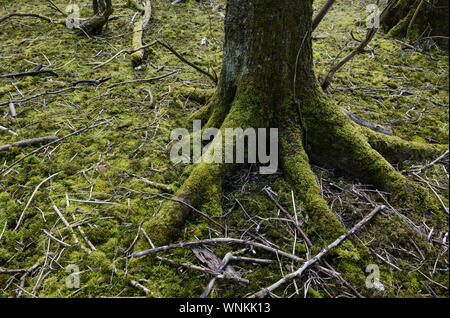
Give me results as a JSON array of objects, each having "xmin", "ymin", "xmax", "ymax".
[
  {"xmin": 382, "ymin": 0, "xmax": 449, "ymax": 46},
  {"xmin": 137, "ymin": 0, "xmax": 446, "ymax": 250}
]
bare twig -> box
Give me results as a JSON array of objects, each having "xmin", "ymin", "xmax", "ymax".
[
  {"xmin": 14, "ymin": 173, "xmax": 59, "ymax": 230},
  {"xmin": 0, "ymin": 136, "xmax": 58, "ymax": 152},
  {"xmin": 156, "ymin": 40, "xmax": 218, "ymax": 84},
  {"xmin": 250, "ymin": 205, "xmax": 386, "ymax": 298},
  {"xmin": 130, "ymin": 237, "xmax": 303, "ymax": 263},
  {"xmin": 321, "ymin": 0, "xmax": 399, "ymax": 90},
  {"xmin": 312, "ymin": 0, "xmax": 337, "ymax": 31}
]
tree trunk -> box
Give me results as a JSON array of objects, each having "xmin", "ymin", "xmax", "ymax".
[
  {"xmin": 136, "ymin": 0, "xmax": 446, "ymax": 249},
  {"xmin": 382, "ymin": 0, "xmax": 449, "ymax": 46}
]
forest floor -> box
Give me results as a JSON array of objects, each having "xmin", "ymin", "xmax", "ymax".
[{"xmin": 0, "ymin": 0, "xmax": 448, "ymax": 298}]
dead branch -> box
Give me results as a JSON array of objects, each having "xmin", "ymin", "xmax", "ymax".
[
  {"xmin": 263, "ymin": 188, "xmax": 313, "ymax": 249},
  {"xmin": 0, "ymin": 69, "xmax": 58, "ymax": 79},
  {"xmin": 0, "ymin": 12, "xmax": 64, "ymax": 25},
  {"xmin": 0, "ymin": 136, "xmax": 58, "ymax": 152},
  {"xmin": 129, "ymin": 279, "xmax": 153, "ymax": 295},
  {"xmin": 72, "ymin": 76, "xmax": 111, "ymax": 86},
  {"xmin": 156, "ymin": 40, "xmax": 218, "ymax": 84},
  {"xmin": 1, "ymin": 119, "xmax": 112, "ymax": 176},
  {"xmin": 321, "ymin": 0, "xmax": 400, "ymax": 90},
  {"xmin": 8, "ymin": 103, "xmax": 17, "ymax": 119},
  {"xmin": 14, "ymin": 173, "xmax": 59, "ymax": 231},
  {"xmin": 414, "ymin": 150, "xmax": 449, "ymax": 173},
  {"xmin": 106, "ymin": 71, "xmax": 178, "ymax": 88},
  {"xmin": 43, "ymin": 229, "xmax": 71, "ymax": 247},
  {"xmin": 200, "ymin": 252, "xmax": 234, "ymax": 298},
  {"xmin": 312, "ymin": 0, "xmax": 337, "ymax": 31},
  {"xmin": 250, "ymin": 205, "xmax": 386, "ymax": 298},
  {"xmin": 130, "ymin": 237, "xmax": 303, "ymax": 263},
  {"xmin": 0, "ymin": 125, "xmax": 18, "ymax": 136},
  {"xmin": 340, "ymin": 107, "xmax": 393, "ymax": 136},
  {"xmin": 129, "ymin": 173, "xmax": 173, "ymax": 192},
  {"xmin": 92, "ymin": 41, "xmax": 157, "ymax": 70}
]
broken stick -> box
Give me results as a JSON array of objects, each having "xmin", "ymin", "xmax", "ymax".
[{"xmin": 251, "ymin": 205, "xmax": 386, "ymax": 298}]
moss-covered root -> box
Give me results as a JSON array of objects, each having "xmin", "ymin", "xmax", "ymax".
[
  {"xmin": 138, "ymin": 161, "xmax": 224, "ymax": 248},
  {"xmin": 188, "ymin": 101, "xmax": 214, "ymax": 123},
  {"xmin": 303, "ymin": 90, "xmax": 443, "ymax": 215},
  {"xmin": 362, "ymin": 127, "xmax": 449, "ymax": 164},
  {"xmin": 130, "ymin": 1, "xmax": 152, "ymax": 65},
  {"xmin": 280, "ymin": 125, "xmax": 346, "ymax": 246},
  {"xmin": 138, "ymin": 80, "xmax": 274, "ymax": 248}
]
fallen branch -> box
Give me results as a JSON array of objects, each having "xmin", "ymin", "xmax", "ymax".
[
  {"xmin": 129, "ymin": 279, "xmax": 153, "ymax": 295},
  {"xmin": 0, "ymin": 119, "xmax": 112, "ymax": 176},
  {"xmin": 263, "ymin": 188, "xmax": 313, "ymax": 249},
  {"xmin": 0, "ymin": 12, "xmax": 64, "ymax": 25},
  {"xmin": 14, "ymin": 173, "xmax": 59, "ymax": 230},
  {"xmin": 0, "ymin": 136, "xmax": 58, "ymax": 152},
  {"xmin": 341, "ymin": 107, "xmax": 393, "ymax": 136},
  {"xmin": 130, "ymin": 1, "xmax": 152, "ymax": 65},
  {"xmin": 92, "ymin": 41, "xmax": 157, "ymax": 70},
  {"xmin": 9, "ymin": 103, "xmax": 17, "ymax": 119},
  {"xmin": 156, "ymin": 40, "xmax": 218, "ymax": 84},
  {"xmin": 250, "ymin": 205, "xmax": 386, "ymax": 298},
  {"xmin": 106, "ymin": 71, "xmax": 178, "ymax": 88},
  {"xmin": 72, "ymin": 76, "xmax": 111, "ymax": 86},
  {"xmin": 200, "ymin": 253, "xmax": 276, "ymax": 298},
  {"xmin": 312, "ymin": 0, "xmax": 337, "ymax": 31},
  {"xmin": 415, "ymin": 149, "xmax": 449, "ymax": 173},
  {"xmin": 0, "ymin": 69, "xmax": 58, "ymax": 79},
  {"xmin": 156, "ymin": 256, "xmax": 250, "ymax": 285},
  {"xmin": 53, "ymin": 205, "xmax": 91, "ymax": 253},
  {"xmin": 129, "ymin": 173, "xmax": 173, "ymax": 192},
  {"xmin": 43, "ymin": 229, "xmax": 71, "ymax": 247},
  {"xmin": 200, "ymin": 252, "xmax": 234, "ymax": 298},
  {"xmin": 0, "ymin": 125, "xmax": 18, "ymax": 136},
  {"xmin": 130, "ymin": 237, "xmax": 303, "ymax": 263}
]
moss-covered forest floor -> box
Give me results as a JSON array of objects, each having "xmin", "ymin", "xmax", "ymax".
[{"xmin": 0, "ymin": 0, "xmax": 448, "ymax": 298}]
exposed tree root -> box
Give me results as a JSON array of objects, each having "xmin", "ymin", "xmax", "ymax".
[
  {"xmin": 279, "ymin": 123, "xmax": 346, "ymax": 244},
  {"xmin": 136, "ymin": 80, "xmax": 447, "ymax": 255},
  {"xmin": 301, "ymin": 88, "xmax": 444, "ymax": 215},
  {"xmin": 132, "ymin": 0, "xmax": 448, "ymax": 269},
  {"xmin": 362, "ymin": 127, "xmax": 448, "ymax": 163},
  {"xmin": 139, "ymin": 161, "xmax": 226, "ymax": 246}
]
